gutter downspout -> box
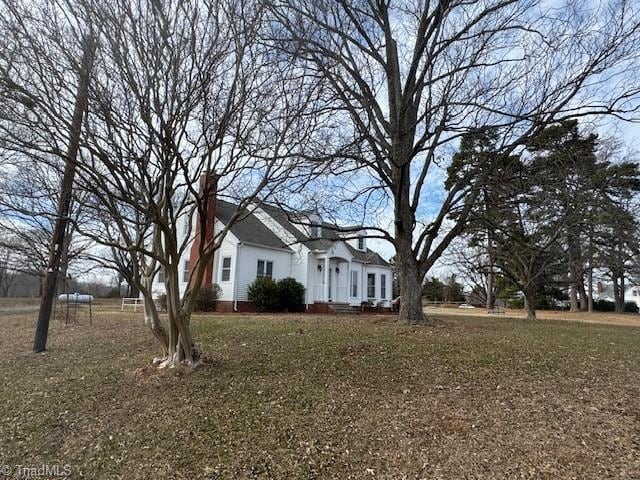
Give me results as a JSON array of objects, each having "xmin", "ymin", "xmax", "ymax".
[
  {"xmin": 306, "ymin": 251, "xmax": 312, "ymax": 311},
  {"xmin": 233, "ymin": 242, "xmax": 243, "ymax": 312}
]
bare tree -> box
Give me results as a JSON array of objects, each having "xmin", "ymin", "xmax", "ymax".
[
  {"xmin": 0, "ymin": 241, "xmax": 18, "ymax": 296},
  {"xmin": 269, "ymin": 0, "xmax": 640, "ymax": 323},
  {"xmin": 445, "ymin": 240, "xmax": 496, "ymax": 308},
  {"xmin": 0, "ymin": 153, "xmax": 93, "ymax": 294},
  {"xmin": 0, "ymin": 0, "xmax": 96, "ymax": 351},
  {"xmin": 72, "ymin": 0, "xmax": 328, "ymax": 366}
]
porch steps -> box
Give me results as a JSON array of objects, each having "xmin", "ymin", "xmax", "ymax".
[{"xmin": 328, "ymin": 303, "xmax": 356, "ymax": 314}]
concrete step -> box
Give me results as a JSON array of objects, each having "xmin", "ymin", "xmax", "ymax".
[{"xmin": 328, "ymin": 303, "xmax": 356, "ymax": 314}]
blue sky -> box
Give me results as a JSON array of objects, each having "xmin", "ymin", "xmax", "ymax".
[{"xmin": 367, "ymin": 117, "xmax": 640, "ymax": 278}]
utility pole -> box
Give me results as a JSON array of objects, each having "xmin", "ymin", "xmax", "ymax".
[{"xmin": 33, "ymin": 36, "xmax": 96, "ymax": 353}]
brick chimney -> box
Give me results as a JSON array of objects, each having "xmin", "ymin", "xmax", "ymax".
[{"xmin": 188, "ymin": 173, "xmax": 218, "ymax": 288}]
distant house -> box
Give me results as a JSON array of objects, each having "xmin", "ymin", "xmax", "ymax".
[
  {"xmin": 151, "ymin": 200, "xmax": 393, "ymax": 313},
  {"xmin": 595, "ymin": 282, "xmax": 640, "ymax": 309}
]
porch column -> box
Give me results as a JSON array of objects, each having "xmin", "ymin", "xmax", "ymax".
[
  {"xmin": 323, "ymin": 256, "xmax": 330, "ymax": 302},
  {"xmin": 348, "ymin": 260, "xmax": 352, "ymax": 301}
]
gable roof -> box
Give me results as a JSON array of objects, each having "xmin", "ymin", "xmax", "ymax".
[
  {"xmin": 259, "ymin": 203, "xmax": 391, "ymax": 267},
  {"xmin": 216, "ymin": 200, "xmax": 291, "ymax": 251}
]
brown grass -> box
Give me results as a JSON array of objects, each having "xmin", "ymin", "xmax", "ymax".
[
  {"xmin": 1, "ymin": 304, "xmax": 639, "ymax": 479},
  {"xmin": 426, "ymin": 305, "xmax": 640, "ymax": 327}
]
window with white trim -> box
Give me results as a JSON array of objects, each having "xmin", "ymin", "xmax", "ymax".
[
  {"xmin": 381, "ymin": 274, "xmax": 387, "ymax": 299},
  {"xmin": 183, "ymin": 260, "xmax": 190, "ymax": 283},
  {"xmin": 367, "ymin": 273, "xmax": 376, "ymax": 298},
  {"xmin": 350, "ymin": 271, "xmax": 358, "ymax": 297},
  {"xmin": 183, "ymin": 215, "xmax": 191, "ymax": 236},
  {"xmin": 257, "ymin": 259, "xmax": 273, "ymax": 278},
  {"xmin": 357, "ymin": 236, "xmax": 365, "ymax": 250},
  {"xmin": 157, "ymin": 267, "xmax": 165, "ymax": 284},
  {"xmin": 221, "ymin": 256, "xmax": 232, "ymax": 282}
]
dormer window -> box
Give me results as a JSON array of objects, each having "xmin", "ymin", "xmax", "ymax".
[
  {"xmin": 310, "ymin": 222, "xmax": 321, "ymax": 239},
  {"xmin": 357, "ymin": 236, "xmax": 365, "ymax": 250}
]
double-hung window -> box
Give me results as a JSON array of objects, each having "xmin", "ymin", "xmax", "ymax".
[
  {"xmin": 257, "ymin": 260, "xmax": 273, "ymax": 278},
  {"xmin": 350, "ymin": 271, "xmax": 358, "ymax": 297},
  {"xmin": 381, "ymin": 274, "xmax": 387, "ymax": 299},
  {"xmin": 221, "ymin": 257, "xmax": 232, "ymax": 282},
  {"xmin": 183, "ymin": 260, "xmax": 190, "ymax": 283},
  {"xmin": 367, "ymin": 273, "xmax": 376, "ymax": 298}
]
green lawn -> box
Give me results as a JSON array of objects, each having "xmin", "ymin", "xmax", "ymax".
[{"xmin": 1, "ymin": 308, "xmax": 639, "ymax": 479}]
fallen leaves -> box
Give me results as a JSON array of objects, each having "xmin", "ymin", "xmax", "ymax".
[{"xmin": 0, "ymin": 304, "xmax": 639, "ymax": 478}]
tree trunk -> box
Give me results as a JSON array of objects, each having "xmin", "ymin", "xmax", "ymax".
[
  {"xmin": 570, "ymin": 285, "xmax": 579, "ymax": 312},
  {"xmin": 486, "ymin": 270, "xmax": 495, "ymax": 310},
  {"xmin": 614, "ymin": 275, "xmax": 625, "ymax": 313},
  {"xmin": 612, "ymin": 275, "xmax": 623, "ymax": 313},
  {"xmin": 485, "ymin": 205, "xmax": 495, "ymax": 310},
  {"xmin": 524, "ymin": 285, "xmax": 537, "ymax": 321},
  {"xmin": 578, "ymin": 279, "xmax": 588, "ymax": 312},
  {"xmin": 397, "ymin": 252, "xmax": 426, "ymax": 324},
  {"xmin": 393, "ymin": 158, "xmax": 427, "ymax": 324},
  {"xmin": 129, "ymin": 282, "xmax": 140, "ymax": 298},
  {"xmin": 141, "ymin": 280, "xmax": 169, "ymax": 354},
  {"xmin": 587, "ymin": 264, "xmax": 593, "ymax": 313},
  {"xmin": 33, "ymin": 38, "xmax": 95, "ymax": 353},
  {"xmin": 567, "ymin": 225, "xmax": 582, "ymax": 313},
  {"xmin": 587, "ymin": 230, "xmax": 594, "ymax": 313},
  {"xmin": 162, "ymin": 264, "xmax": 197, "ymax": 365}
]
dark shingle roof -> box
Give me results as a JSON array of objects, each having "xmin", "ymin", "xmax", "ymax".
[
  {"xmin": 257, "ymin": 203, "xmax": 308, "ymax": 243},
  {"xmin": 216, "ymin": 200, "xmax": 291, "ymax": 251},
  {"xmin": 259, "ymin": 203, "xmax": 390, "ymax": 267}
]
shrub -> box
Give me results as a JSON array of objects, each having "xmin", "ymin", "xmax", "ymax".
[
  {"xmin": 594, "ymin": 299, "xmax": 615, "ymax": 312},
  {"xmin": 507, "ymin": 298, "xmax": 524, "ymax": 309},
  {"xmin": 277, "ymin": 277, "xmax": 305, "ymax": 312},
  {"xmin": 625, "ymin": 301, "xmax": 639, "ymax": 313},
  {"xmin": 193, "ymin": 283, "xmax": 222, "ymax": 312},
  {"xmin": 247, "ymin": 277, "xmax": 280, "ymax": 312},
  {"xmin": 156, "ymin": 294, "xmax": 167, "ymax": 311}
]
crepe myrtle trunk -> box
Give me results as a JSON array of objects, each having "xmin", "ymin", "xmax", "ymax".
[
  {"xmin": 141, "ymin": 277, "xmax": 169, "ymax": 354},
  {"xmin": 164, "ymin": 262, "xmax": 196, "ymax": 365}
]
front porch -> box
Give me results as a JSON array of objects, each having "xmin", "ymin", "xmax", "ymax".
[{"xmin": 310, "ymin": 254, "xmax": 355, "ymax": 305}]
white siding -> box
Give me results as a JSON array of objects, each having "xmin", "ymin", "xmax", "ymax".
[
  {"xmin": 362, "ymin": 265, "xmax": 393, "ymax": 306},
  {"xmin": 147, "ymin": 209, "xmax": 393, "ymax": 309},
  {"xmin": 211, "ymin": 227, "xmax": 239, "ymax": 301},
  {"xmin": 234, "ymin": 245, "xmax": 293, "ymax": 301},
  {"xmin": 347, "ymin": 229, "xmax": 367, "ymax": 252}
]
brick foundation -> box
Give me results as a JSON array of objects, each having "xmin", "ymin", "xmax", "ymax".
[{"xmin": 207, "ymin": 301, "xmax": 394, "ymax": 315}]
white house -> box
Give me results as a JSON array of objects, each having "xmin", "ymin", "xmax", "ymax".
[
  {"xmin": 151, "ymin": 200, "xmax": 394, "ymax": 313},
  {"xmin": 595, "ymin": 282, "xmax": 640, "ymax": 309}
]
